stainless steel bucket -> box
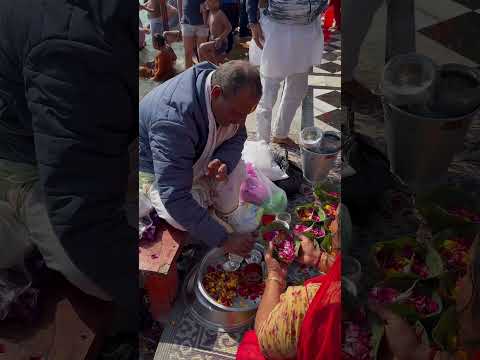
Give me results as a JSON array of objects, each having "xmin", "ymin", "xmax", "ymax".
[
  {"xmin": 383, "ymin": 102, "xmax": 478, "ymax": 192},
  {"xmin": 300, "ymin": 130, "xmax": 341, "ymax": 184}
]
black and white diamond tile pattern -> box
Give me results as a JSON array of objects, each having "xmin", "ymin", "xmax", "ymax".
[
  {"xmin": 417, "ymin": 0, "xmax": 480, "ymax": 65},
  {"xmin": 308, "ymin": 31, "xmax": 342, "ymax": 132},
  {"xmin": 451, "ymin": 0, "xmax": 480, "ymax": 10}
]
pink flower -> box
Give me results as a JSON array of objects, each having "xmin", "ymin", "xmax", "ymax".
[
  {"xmin": 342, "ymin": 320, "xmax": 372, "ymax": 359},
  {"xmin": 448, "ymin": 208, "xmax": 480, "ymax": 223},
  {"xmin": 408, "ymin": 294, "xmax": 439, "ymax": 316},
  {"xmin": 368, "ymin": 287, "xmax": 399, "ymax": 304},
  {"xmin": 293, "ymin": 223, "xmax": 325, "ymax": 239},
  {"xmin": 278, "ymin": 240, "xmax": 296, "ymax": 263},
  {"xmin": 263, "ymin": 230, "xmax": 278, "ymax": 242},
  {"xmin": 294, "ymin": 224, "xmax": 310, "ymax": 234}
]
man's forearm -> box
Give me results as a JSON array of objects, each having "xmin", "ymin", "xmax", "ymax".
[
  {"xmin": 177, "ymin": 0, "xmax": 183, "ymax": 19},
  {"xmin": 163, "ymin": 193, "xmax": 228, "ymax": 248}
]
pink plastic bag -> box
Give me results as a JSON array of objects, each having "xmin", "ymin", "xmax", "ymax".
[{"xmin": 240, "ymin": 163, "xmax": 269, "ymax": 205}]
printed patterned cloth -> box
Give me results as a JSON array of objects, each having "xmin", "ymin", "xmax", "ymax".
[{"xmin": 256, "ymin": 283, "xmax": 321, "ymax": 359}]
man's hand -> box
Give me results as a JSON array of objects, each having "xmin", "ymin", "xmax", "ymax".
[
  {"xmin": 206, "ymin": 159, "xmax": 228, "ymax": 182},
  {"xmin": 223, "ymin": 232, "xmax": 256, "ymax": 257},
  {"xmin": 250, "ymin": 23, "xmax": 265, "ymax": 49}
]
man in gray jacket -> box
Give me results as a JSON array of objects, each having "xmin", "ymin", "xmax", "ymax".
[{"xmin": 139, "ymin": 60, "xmax": 262, "ymax": 258}]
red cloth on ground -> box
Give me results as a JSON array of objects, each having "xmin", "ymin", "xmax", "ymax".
[
  {"xmin": 236, "ymin": 330, "xmax": 266, "ymax": 360},
  {"xmin": 236, "ymin": 255, "xmax": 341, "ymax": 360}
]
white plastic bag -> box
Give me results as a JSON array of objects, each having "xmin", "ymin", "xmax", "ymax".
[{"xmin": 242, "ymin": 140, "xmax": 288, "ymax": 181}]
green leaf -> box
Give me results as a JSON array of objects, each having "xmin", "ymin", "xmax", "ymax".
[
  {"xmin": 432, "ymin": 306, "xmax": 458, "ymax": 352},
  {"xmin": 424, "ymin": 244, "xmax": 444, "ymax": 278},
  {"xmin": 313, "ymin": 183, "xmax": 340, "ymax": 204},
  {"xmin": 416, "ymin": 186, "xmax": 480, "ymax": 233},
  {"xmin": 371, "ymin": 237, "xmax": 442, "ymax": 280},
  {"xmin": 294, "ymin": 239, "xmax": 301, "ymax": 257},
  {"xmin": 370, "ymin": 318, "xmax": 385, "ymax": 360},
  {"xmin": 414, "ymin": 321, "xmax": 430, "ymax": 347},
  {"xmin": 432, "ymin": 224, "xmax": 480, "ymax": 250},
  {"xmin": 320, "ymin": 233, "xmax": 333, "ymax": 252},
  {"xmin": 294, "ymin": 203, "xmax": 326, "ymax": 223}
]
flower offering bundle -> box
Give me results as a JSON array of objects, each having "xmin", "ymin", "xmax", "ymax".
[
  {"xmin": 372, "ymin": 237, "xmax": 443, "ymax": 280},
  {"xmin": 416, "ymin": 186, "xmax": 480, "ymax": 233},
  {"xmin": 262, "ymin": 221, "xmax": 297, "ymax": 264}
]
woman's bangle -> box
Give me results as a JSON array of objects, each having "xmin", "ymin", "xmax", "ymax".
[{"xmin": 266, "ymin": 276, "xmax": 286, "ymax": 288}]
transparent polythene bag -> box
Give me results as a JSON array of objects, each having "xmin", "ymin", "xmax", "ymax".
[
  {"xmin": 240, "ymin": 163, "xmax": 287, "ymax": 214},
  {"xmin": 242, "ymin": 140, "xmax": 288, "ymax": 181},
  {"xmin": 227, "ymin": 202, "xmax": 264, "ymax": 233}
]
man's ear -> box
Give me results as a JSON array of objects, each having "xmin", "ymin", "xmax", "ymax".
[{"xmin": 211, "ymin": 85, "xmax": 222, "ymax": 99}]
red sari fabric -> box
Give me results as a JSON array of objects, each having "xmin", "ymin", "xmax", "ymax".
[
  {"xmin": 236, "ymin": 255, "xmax": 341, "ymax": 360},
  {"xmin": 297, "ymin": 255, "xmax": 341, "ymax": 360}
]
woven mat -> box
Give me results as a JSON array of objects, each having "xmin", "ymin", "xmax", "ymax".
[{"xmin": 153, "ymin": 300, "xmax": 245, "ymax": 360}]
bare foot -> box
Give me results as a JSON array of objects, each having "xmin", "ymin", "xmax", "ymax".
[{"xmin": 272, "ymin": 136, "xmax": 298, "ymax": 149}]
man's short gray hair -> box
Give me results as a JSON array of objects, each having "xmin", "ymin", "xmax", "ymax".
[{"xmin": 211, "ymin": 60, "xmax": 262, "ymax": 99}]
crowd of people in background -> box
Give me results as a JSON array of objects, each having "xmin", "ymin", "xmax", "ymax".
[{"xmin": 139, "ymin": 0, "xmax": 254, "ymax": 75}]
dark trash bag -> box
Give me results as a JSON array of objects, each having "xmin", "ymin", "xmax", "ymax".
[{"xmin": 341, "ymin": 134, "xmax": 404, "ymax": 225}]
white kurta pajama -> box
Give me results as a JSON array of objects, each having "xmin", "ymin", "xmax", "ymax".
[{"xmin": 254, "ymin": 6, "xmax": 325, "ymax": 142}]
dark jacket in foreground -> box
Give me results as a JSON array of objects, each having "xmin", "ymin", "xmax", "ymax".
[{"xmin": 0, "ymin": 0, "xmax": 138, "ymax": 307}]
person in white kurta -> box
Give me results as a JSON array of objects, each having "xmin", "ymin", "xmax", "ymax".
[{"xmin": 246, "ymin": 0, "xmax": 329, "ymax": 146}]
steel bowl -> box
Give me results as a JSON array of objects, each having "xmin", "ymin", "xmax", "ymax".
[{"xmin": 182, "ymin": 243, "xmax": 265, "ymax": 331}]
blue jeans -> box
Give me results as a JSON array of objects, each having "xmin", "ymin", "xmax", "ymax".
[{"xmin": 239, "ymin": 0, "xmax": 249, "ymax": 35}]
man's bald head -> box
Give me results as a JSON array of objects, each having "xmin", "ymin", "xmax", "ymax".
[{"xmin": 211, "ymin": 60, "xmax": 262, "ymax": 100}]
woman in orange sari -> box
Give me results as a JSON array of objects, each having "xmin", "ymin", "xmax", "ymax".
[
  {"xmin": 373, "ymin": 235, "xmax": 480, "ymax": 360},
  {"xmin": 236, "ymin": 205, "xmax": 347, "ymax": 360}
]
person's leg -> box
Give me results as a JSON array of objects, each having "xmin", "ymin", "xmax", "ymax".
[
  {"xmin": 181, "ymin": 24, "xmax": 196, "ymax": 68},
  {"xmin": 272, "ymin": 72, "xmax": 309, "ymax": 143},
  {"xmin": 198, "ymin": 41, "xmax": 217, "ymax": 63},
  {"xmin": 342, "ymin": 0, "xmax": 383, "ymax": 82},
  {"xmin": 332, "ymin": 0, "xmax": 341, "ymax": 30},
  {"xmin": 183, "ymin": 35, "xmax": 196, "ymax": 68},
  {"xmin": 196, "ymin": 26, "xmax": 210, "ymax": 57},
  {"xmin": 163, "ymin": 30, "xmax": 182, "ymax": 44},
  {"xmin": 256, "ymin": 75, "xmax": 283, "ymax": 143},
  {"xmin": 222, "ymin": 3, "xmax": 240, "ymax": 52},
  {"xmin": 150, "ymin": 17, "xmax": 165, "ymax": 39},
  {"xmin": 239, "ymin": 0, "xmax": 250, "ymax": 37},
  {"xmin": 385, "ymin": 0, "xmax": 415, "ymax": 61}
]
